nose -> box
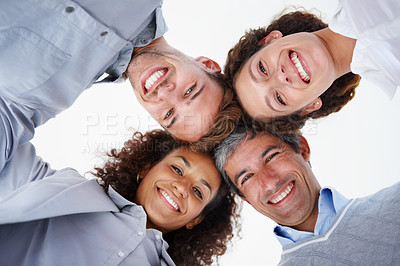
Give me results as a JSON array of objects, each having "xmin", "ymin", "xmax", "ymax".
[
  {"xmin": 276, "ymin": 65, "xmax": 291, "ymax": 84},
  {"xmin": 172, "ymin": 180, "xmax": 189, "ymax": 198},
  {"xmin": 258, "ymin": 168, "xmax": 281, "ymax": 203},
  {"xmin": 258, "ymin": 167, "xmax": 280, "ymax": 188},
  {"xmin": 156, "ymin": 82, "xmax": 177, "ymax": 101}
]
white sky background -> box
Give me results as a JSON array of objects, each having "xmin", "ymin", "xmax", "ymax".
[{"xmin": 31, "ymin": 0, "xmax": 400, "ymax": 265}]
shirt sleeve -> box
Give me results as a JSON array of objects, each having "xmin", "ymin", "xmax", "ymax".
[{"xmin": 0, "ymin": 97, "xmax": 40, "ymax": 173}]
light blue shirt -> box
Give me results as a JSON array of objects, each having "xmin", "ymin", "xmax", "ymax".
[
  {"xmin": 0, "ymin": 1, "xmax": 174, "ymax": 264},
  {"xmin": 274, "ymin": 187, "xmax": 350, "ymax": 247},
  {"xmin": 0, "ymin": 142, "xmax": 174, "ymax": 265},
  {"xmin": 0, "ymin": 74, "xmax": 175, "ymax": 266},
  {"xmin": 0, "ymin": 0, "xmax": 167, "ymax": 173},
  {"xmin": 0, "ymin": 0, "xmax": 167, "ymax": 128}
]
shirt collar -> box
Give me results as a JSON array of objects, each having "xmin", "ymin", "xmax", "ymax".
[
  {"xmin": 108, "ymin": 186, "xmax": 136, "ymax": 209},
  {"xmin": 273, "ymin": 187, "xmax": 349, "ymax": 247}
]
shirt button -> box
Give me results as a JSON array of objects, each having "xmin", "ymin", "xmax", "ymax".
[
  {"xmin": 118, "ymin": 251, "xmax": 124, "ymax": 257},
  {"xmin": 141, "ymin": 39, "xmax": 147, "ymax": 44},
  {"xmin": 138, "ymin": 231, "xmax": 144, "ymax": 236},
  {"xmin": 100, "ymin": 31, "xmax": 108, "ymax": 36},
  {"xmin": 287, "ymin": 229, "xmax": 293, "ymax": 235},
  {"xmin": 65, "ymin": 7, "xmax": 75, "ymax": 13}
]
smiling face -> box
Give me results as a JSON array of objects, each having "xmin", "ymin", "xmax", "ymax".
[
  {"xmin": 127, "ymin": 47, "xmax": 224, "ymax": 142},
  {"xmin": 134, "ymin": 147, "xmax": 221, "ymax": 233},
  {"xmin": 235, "ymin": 30, "xmax": 338, "ymax": 120},
  {"xmin": 224, "ymin": 133, "xmax": 321, "ymax": 231}
]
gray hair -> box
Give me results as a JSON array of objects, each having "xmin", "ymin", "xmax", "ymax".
[{"xmin": 214, "ymin": 121, "xmax": 301, "ymax": 196}]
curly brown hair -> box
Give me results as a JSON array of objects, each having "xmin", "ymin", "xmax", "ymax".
[
  {"xmin": 94, "ymin": 129, "xmax": 241, "ymax": 265},
  {"xmin": 224, "ymin": 8, "xmax": 361, "ymax": 133}
]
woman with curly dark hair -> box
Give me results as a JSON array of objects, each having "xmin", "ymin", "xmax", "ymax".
[
  {"xmin": 225, "ymin": 1, "xmax": 399, "ymax": 133},
  {"xmin": 0, "ymin": 129, "xmax": 240, "ymax": 266}
]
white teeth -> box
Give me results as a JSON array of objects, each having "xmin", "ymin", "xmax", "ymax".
[
  {"xmin": 144, "ymin": 69, "xmax": 167, "ymax": 91},
  {"xmin": 161, "ymin": 190, "xmax": 179, "ymax": 211},
  {"xmin": 290, "ymin": 52, "xmax": 310, "ymax": 82},
  {"xmin": 270, "ymin": 183, "xmax": 294, "ymax": 204}
]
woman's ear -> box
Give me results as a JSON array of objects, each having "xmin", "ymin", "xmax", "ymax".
[
  {"xmin": 300, "ymin": 98, "xmax": 322, "ymax": 116},
  {"xmin": 185, "ymin": 214, "xmax": 205, "ymax": 230},
  {"xmin": 138, "ymin": 163, "xmax": 152, "ymax": 183},
  {"xmin": 259, "ymin": 30, "xmax": 282, "ymax": 45}
]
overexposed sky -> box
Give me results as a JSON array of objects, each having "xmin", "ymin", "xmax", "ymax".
[{"xmin": 32, "ymin": 1, "xmax": 400, "ymax": 265}]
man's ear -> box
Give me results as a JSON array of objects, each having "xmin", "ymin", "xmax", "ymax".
[
  {"xmin": 194, "ymin": 56, "xmax": 221, "ymax": 73},
  {"xmin": 259, "ymin": 30, "xmax": 283, "ymax": 45},
  {"xmin": 297, "ymin": 135, "xmax": 311, "ymax": 162},
  {"xmin": 300, "ymin": 98, "xmax": 322, "ymax": 116},
  {"xmin": 185, "ymin": 214, "xmax": 205, "ymax": 230}
]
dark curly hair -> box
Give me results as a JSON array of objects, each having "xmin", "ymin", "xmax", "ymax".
[
  {"xmin": 224, "ymin": 8, "xmax": 361, "ymax": 133},
  {"xmin": 94, "ymin": 129, "xmax": 241, "ymax": 265}
]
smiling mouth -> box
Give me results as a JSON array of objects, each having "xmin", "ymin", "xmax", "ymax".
[
  {"xmin": 160, "ymin": 189, "xmax": 180, "ymax": 212},
  {"xmin": 290, "ymin": 51, "xmax": 310, "ymax": 83},
  {"xmin": 143, "ymin": 68, "xmax": 168, "ymax": 94},
  {"xmin": 269, "ymin": 181, "xmax": 295, "ymax": 204}
]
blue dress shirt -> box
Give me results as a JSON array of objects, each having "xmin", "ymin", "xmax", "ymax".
[
  {"xmin": 274, "ymin": 187, "xmax": 350, "ymax": 247},
  {"xmin": 0, "ymin": 92, "xmax": 175, "ymax": 266},
  {"xmin": 0, "ymin": 1, "xmax": 174, "ymax": 264},
  {"xmin": 0, "ymin": 0, "xmax": 167, "ymax": 128},
  {"xmin": 0, "ymin": 0, "xmax": 167, "ymax": 173}
]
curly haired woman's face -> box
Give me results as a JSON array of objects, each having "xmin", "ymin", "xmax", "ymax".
[
  {"xmin": 235, "ymin": 30, "xmax": 338, "ymax": 120},
  {"xmin": 134, "ymin": 148, "xmax": 221, "ymax": 233}
]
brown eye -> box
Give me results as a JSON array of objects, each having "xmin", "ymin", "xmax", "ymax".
[
  {"xmin": 193, "ymin": 187, "xmax": 203, "ymax": 199},
  {"xmin": 265, "ymin": 152, "xmax": 279, "ymax": 164},
  {"xmin": 241, "ymin": 173, "xmax": 254, "ymax": 185},
  {"xmin": 171, "ymin": 165, "xmax": 182, "ymax": 176}
]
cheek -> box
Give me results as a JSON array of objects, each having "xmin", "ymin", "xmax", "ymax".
[{"xmin": 242, "ymin": 186, "xmax": 259, "ymax": 204}]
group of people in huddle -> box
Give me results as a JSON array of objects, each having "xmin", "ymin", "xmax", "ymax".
[{"xmin": 0, "ymin": 0, "xmax": 399, "ymax": 265}]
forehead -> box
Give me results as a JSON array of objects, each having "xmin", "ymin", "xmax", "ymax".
[
  {"xmin": 167, "ymin": 148, "xmax": 220, "ymax": 181},
  {"xmin": 234, "ymin": 60, "xmax": 267, "ymax": 118},
  {"xmin": 237, "ymin": 133, "xmax": 281, "ymax": 155},
  {"xmin": 226, "ymin": 133, "xmax": 282, "ymax": 169}
]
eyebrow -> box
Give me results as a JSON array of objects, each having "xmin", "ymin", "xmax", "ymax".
[
  {"xmin": 186, "ymin": 83, "xmax": 205, "ymax": 105},
  {"xmin": 264, "ymin": 95, "xmax": 281, "ymax": 113},
  {"xmin": 233, "ymin": 145, "xmax": 278, "ymax": 185},
  {"xmin": 261, "ymin": 145, "xmax": 278, "ymax": 159},
  {"xmin": 201, "ymin": 179, "xmax": 212, "ymax": 194},
  {"xmin": 248, "ymin": 63, "xmax": 260, "ymax": 84},
  {"xmin": 167, "ymin": 84, "xmax": 205, "ymax": 129},
  {"xmin": 166, "ymin": 115, "xmax": 178, "ymax": 129},
  {"xmin": 234, "ymin": 169, "xmax": 248, "ymax": 185},
  {"xmin": 175, "ymin": 155, "xmax": 212, "ymax": 194},
  {"xmin": 176, "ymin": 156, "xmax": 191, "ymax": 167}
]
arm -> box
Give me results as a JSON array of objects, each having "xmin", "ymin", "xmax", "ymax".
[{"xmin": 0, "ymin": 98, "xmax": 39, "ymax": 173}]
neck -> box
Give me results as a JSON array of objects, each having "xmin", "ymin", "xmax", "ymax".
[
  {"xmin": 133, "ymin": 36, "xmax": 168, "ymax": 55},
  {"xmin": 314, "ymin": 28, "xmax": 356, "ymax": 78},
  {"xmin": 292, "ymin": 190, "xmax": 321, "ymax": 233}
]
